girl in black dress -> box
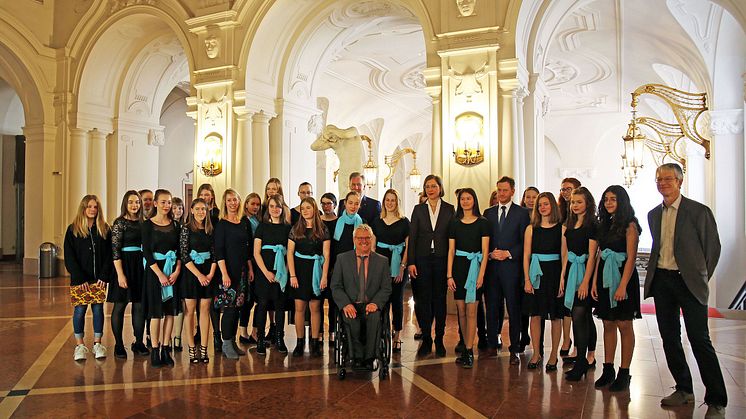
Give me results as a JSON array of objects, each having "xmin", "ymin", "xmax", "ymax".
[
  {"xmin": 592, "ymin": 185, "xmax": 641, "ymax": 392},
  {"xmin": 523, "ymin": 192, "xmax": 564, "ymax": 372},
  {"xmin": 558, "ymin": 178, "xmax": 581, "ymax": 358},
  {"xmin": 181, "ymin": 198, "xmax": 217, "ymax": 363},
  {"xmin": 65, "ymin": 195, "xmax": 112, "ymax": 361},
  {"xmin": 142, "ymin": 189, "xmax": 182, "ymax": 368},
  {"xmin": 253, "ymin": 195, "xmax": 292, "ymax": 355},
  {"xmin": 288, "ymin": 197, "xmax": 330, "ymax": 357},
  {"xmin": 560, "ymin": 187, "xmax": 598, "ymax": 380},
  {"xmin": 109, "ymin": 190, "xmax": 147, "ymax": 359},
  {"xmin": 214, "ymin": 189, "xmax": 252, "ymax": 360},
  {"xmin": 447, "ymin": 188, "xmax": 489, "ymax": 368},
  {"xmin": 239, "ymin": 192, "xmax": 263, "ymax": 346},
  {"xmin": 371, "ymin": 189, "xmax": 410, "ymax": 353},
  {"xmin": 319, "ymin": 192, "xmax": 338, "ymax": 342},
  {"xmin": 170, "ymin": 196, "xmax": 186, "ymax": 352},
  {"xmin": 334, "ymin": 191, "xmax": 363, "ymax": 256}
]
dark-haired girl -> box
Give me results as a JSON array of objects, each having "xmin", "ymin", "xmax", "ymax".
[
  {"xmin": 181, "ymin": 198, "xmax": 217, "ymax": 363},
  {"xmin": 447, "ymin": 188, "xmax": 489, "ymax": 368},
  {"xmin": 109, "ymin": 190, "xmax": 147, "ymax": 359},
  {"xmin": 239, "ymin": 193, "xmax": 263, "ymax": 346},
  {"xmin": 320, "ymin": 192, "xmax": 339, "ymax": 342},
  {"xmin": 592, "ymin": 185, "xmax": 641, "ymax": 392}
]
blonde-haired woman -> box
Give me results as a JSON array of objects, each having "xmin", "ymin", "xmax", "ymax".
[{"xmin": 64, "ymin": 195, "xmax": 112, "ymax": 361}]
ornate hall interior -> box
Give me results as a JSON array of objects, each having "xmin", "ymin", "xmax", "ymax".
[{"xmin": 0, "ymin": 0, "xmax": 744, "ymax": 417}]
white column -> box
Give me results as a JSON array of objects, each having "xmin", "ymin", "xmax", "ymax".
[
  {"xmin": 430, "ymin": 94, "xmax": 442, "ymax": 176},
  {"xmin": 68, "ymin": 127, "xmax": 88, "ymax": 218},
  {"xmin": 510, "ymin": 87, "xmax": 527, "ymax": 193},
  {"xmin": 683, "ymin": 141, "xmax": 706, "ymax": 203},
  {"xmin": 524, "ymin": 75, "xmax": 548, "ymax": 190},
  {"xmin": 252, "ymin": 111, "xmax": 271, "ymax": 192},
  {"xmin": 88, "ymin": 128, "xmax": 107, "ymax": 206},
  {"xmin": 234, "ymin": 112, "xmax": 253, "ymax": 196}
]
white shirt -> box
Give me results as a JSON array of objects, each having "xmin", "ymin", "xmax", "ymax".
[
  {"xmin": 428, "ymin": 199, "xmax": 441, "ymax": 249},
  {"xmin": 497, "ymin": 201, "xmax": 512, "ymax": 219},
  {"xmin": 657, "ymin": 193, "xmax": 682, "ymax": 270}
]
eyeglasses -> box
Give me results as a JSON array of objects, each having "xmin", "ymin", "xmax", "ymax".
[
  {"xmin": 560, "ymin": 187, "xmax": 573, "ymax": 193},
  {"xmin": 320, "ymin": 201, "xmax": 334, "ymax": 206},
  {"xmin": 655, "ymin": 177, "xmax": 678, "ymax": 184},
  {"xmin": 354, "ymin": 236, "xmax": 372, "ymax": 241}
]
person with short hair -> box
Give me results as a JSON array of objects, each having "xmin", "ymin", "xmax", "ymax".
[
  {"xmin": 290, "ymin": 182, "xmax": 314, "ymax": 225},
  {"xmin": 645, "ymin": 163, "xmax": 726, "ymax": 418},
  {"xmin": 319, "ymin": 192, "xmax": 340, "ymax": 341},
  {"xmin": 337, "ymin": 172, "xmax": 381, "ymax": 225}
]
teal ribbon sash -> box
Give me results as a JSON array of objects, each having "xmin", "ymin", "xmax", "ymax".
[
  {"xmin": 294, "ymin": 252, "xmax": 324, "ymax": 296},
  {"xmin": 122, "ymin": 246, "xmax": 142, "ymax": 252},
  {"xmin": 333, "ymin": 211, "xmax": 363, "ymax": 241},
  {"xmin": 262, "ymin": 244, "xmax": 288, "ymax": 291},
  {"xmin": 455, "ymin": 250, "xmax": 483, "ymax": 303},
  {"xmin": 189, "ymin": 250, "xmax": 211, "ymax": 265},
  {"xmin": 376, "ymin": 241, "xmax": 405, "ymax": 277},
  {"xmin": 601, "ymin": 249, "xmax": 627, "ymax": 308},
  {"xmin": 564, "ymin": 251, "xmax": 588, "ymax": 310},
  {"xmin": 249, "ymin": 217, "xmax": 260, "ymax": 234},
  {"xmin": 153, "ymin": 250, "xmax": 177, "ymax": 302},
  {"xmin": 528, "ymin": 253, "xmax": 561, "ymax": 289}
]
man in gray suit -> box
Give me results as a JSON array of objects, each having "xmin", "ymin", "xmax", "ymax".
[
  {"xmin": 332, "ymin": 224, "xmax": 392, "ymax": 369},
  {"xmin": 645, "ymin": 163, "xmax": 726, "ymax": 419}
]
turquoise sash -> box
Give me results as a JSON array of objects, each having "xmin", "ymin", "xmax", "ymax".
[
  {"xmin": 189, "ymin": 250, "xmax": 211, "ymax": 265},
  {"xmin": 122, "ymin": 246, "xmax": 142, "ymax": 252},
  {"xmin": 334, "ymin": 211, "xmax": 363, "ymax": 241},
  {"xmin": 262, "ymin": 244, "xmax": 288, "ymax": 291},
  {"xmin": 249, "ymin": 216, "xmax": 260, "ymax": 234},
  {"xmin": 153, "ymin": 250, "xmax": 177, "ymax": 302},
  {"xmin": 294, "ymin": 252, "xmax": 324, "ymax": 296},
  {"xmin": 564, "ymin": 252, "xmax": 588, "ymax": 310},
  {"xmin": 455, "ymin": 250, "xmax": 483, "ymax": 304},
  {"xmin": 528, "ymin": 253, "xmax": 560, "ymax": 289},
  {"xmin": 601, "ymin": 249, "xmax": 627, "ymax": 308},
  {"xmin": 376, "ymin": 241, "xmax": 405, "ymax": 277}
]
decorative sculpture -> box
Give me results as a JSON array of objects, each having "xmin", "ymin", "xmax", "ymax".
[
  {"xmin": 456, "ymin": 0, "xmax": 476, "ymax": 17},
  {"xmin": 310, "ymin": 124, "xmax": 364, "ymax": 198},
  {"xmin": 204, "ymin": 35, "xmax": 220, "ymax": 59}
]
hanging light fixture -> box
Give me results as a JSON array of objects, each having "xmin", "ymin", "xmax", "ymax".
[
  {"xmin": 384, "ymin": 147, "xmax": 421, "ymax": 193},
  {"xmin": 198, "ymin": 132, "xmax": 223, "ymax": 177},
  {"xmin": 621, "ymin": 108, "xmax": 646, "ymax": 172},
  {"xmin": 361, "ymin": 135, "xmax": 378, "ymax": 187}
]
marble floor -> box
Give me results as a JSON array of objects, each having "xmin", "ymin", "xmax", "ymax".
[{"xmin": 0, "ymin": 261, "xmax": 744, "ymax": 418}]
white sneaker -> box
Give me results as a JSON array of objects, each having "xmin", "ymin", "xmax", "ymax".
[
  {"xmin": 93, "ymin": 343, "xmax": 107, "ymax": 359},
  {"xmin": 74, "ymin": 344, "xmax": 89, "ymax": 361}
]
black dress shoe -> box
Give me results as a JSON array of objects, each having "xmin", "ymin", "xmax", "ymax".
[
  {"xmin": 239, "ymin": 335, "xmax": 258, "ymax": 346},
  {"xmin": 131, "ymin": 342, "xmax": 150, "ymax": 356},
  {"xmin": 477, "ymin": 338, "xmax": 488, "ymax": 351},
  {"xmin": 114, "ymin": 345, "xmax": 127, "ymax": 359},
  {"xmin": 434, "ymin": 339, "xmax": 446, "ymax": 357},
  {"xmin": 417, "ymin": 340, "xmax": 432, "ymax": 356},
  {"xmin": 454, "ymin": 341, "xmax": 465, "ymax": 354}
]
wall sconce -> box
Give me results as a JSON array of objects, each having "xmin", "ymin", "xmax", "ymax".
[
  {"xmin": 384, "ymin": 147, "xmax": 422, "ymax": 193},
  {"xmin": 453, "ymin": 111, "xmax": 484, "ymax": 166},
  {"xmin": 198, "ymin": 132, "xmax": 223, "ymax": 177},
  {"xmin": 361, "ymin": 135, "xmax": 378, "ymax": 187}
]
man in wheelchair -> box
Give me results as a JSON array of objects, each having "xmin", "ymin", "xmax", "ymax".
[{"xmin": 331, "ymin": 224, "xmax": 392, "ymax": 371}]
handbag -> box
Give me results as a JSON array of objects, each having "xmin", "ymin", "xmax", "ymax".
[
  {"xmin": 213, "ymin": 275, "xmax": 247, "ymax": 310},
  {"xmin": 70, "ymin": 282, "xmax": 107, "ymax": 306}
]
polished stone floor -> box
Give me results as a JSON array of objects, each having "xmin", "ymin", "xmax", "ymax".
[{"xmin": 0, "ymin": 261, "xmax": 744, "ymax": 418}]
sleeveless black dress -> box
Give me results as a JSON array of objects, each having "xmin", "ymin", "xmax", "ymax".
[
  {"xmin": 522, "ymin": 224, "xmax": 563, "ymax": 319},
  {"xmin": 564, "ymin": 225, "xmax": 596, "ymax": 309},
  {"xmin": 448, "ymin": 217, "xmax": 490, "ymax": 301},
  {"xmin": 290, "ymin": 226, "xmax": 330, "ymax": 301},
  {"xmin": 595, "ymin": 230, "xmax": 641, "ymax": 321},
  {"xmin": 180, "ymin": 225, "xmax": 215, "ymax": 300},
  {"xmin": 142, "ymin": 220, "xmax": 181, "ymax": 319}
]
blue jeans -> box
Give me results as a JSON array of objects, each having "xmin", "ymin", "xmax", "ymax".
[{"xmin": 73, "ymin": 303, "xmax": 104, "ymax": 339}]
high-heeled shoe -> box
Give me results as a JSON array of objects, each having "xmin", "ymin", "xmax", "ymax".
[
  {"xmin": 559, "ymin": 339, "xmax": 572, "ymax": 357},
  {"xmin": 565, "ymin": 358, "xmax": 589, "ymax": 381},
  {"xmin": 545, "ymin": 360, "xmax": 558, "ymax": 372},
  {"xmin": 609, "ymin": 368, "xmax": 631, "ymax": 392},
  {"xmin": 595, "ymin": 363, "xmax": 616, "ymax": 388},
  {"xmin": 392, "ymin": 340, "xmax": 402, "ymax": 353},
  {"xmin": 199, "ymin": 345, "xmax": 209, "ymax": 363},
  {"xmin": 527, "ymin": 356, "xmax": 543, "ymax": 370},
  {"xmin": 188, "ymin": 346, "xmax": 199, "ymax": 364},
  {"xmin": 173, "ymin": 336, "xmax": 183, "ymax": 352}
]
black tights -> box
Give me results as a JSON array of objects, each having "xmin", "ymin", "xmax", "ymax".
[
  {"xmin": 221, "ymin": 307, "xmax": 239, "ymax": 341},
  {"xmin": 211, "ymin": 305, "xmax": 221, "ymax": 337},
  {"xmin": 571, "ymin": 304, "xmax": 597, "ymax": 358},
  {"xmin": 111, "ymin": 302, "xmax": 145, "ymax": 346}
]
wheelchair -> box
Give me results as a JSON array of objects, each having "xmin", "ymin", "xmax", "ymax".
[{"xmin": 334, "ymin": 302, "xmax": 391, "ymax": 379}]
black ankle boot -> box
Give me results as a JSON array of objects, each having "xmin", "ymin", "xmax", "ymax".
[
  {"xmin": 161, "ymin": 345, "xmax": 175, "ymax": 367},
  {"xmin": 566, "ymin": 358, "xmax": 589, "ymax": 381},
  {"xmin": 463, "ymin": 349, "xmax": 474, "ymax": 369},
  {"xmin": 609, "ymin": 368, "xmax": 631, "ymax": 392},
  {"xmin": 293, "ymin": 338, "xmax": 305, "ymax": 357},
  {"xmin": 213, "ymin": 332, "xmax": 222, "ymax": 353},
  {"xmin": 257, "ymin": 337, "xmax": 267, "ymax": 355},
  {"xmin": 275, "ymin": 330, "xmax": 288, "ymax": 353},
  {"xmin": 595, "ymin": 363, "xmax": 616, "ymax": 388},
  {"xmin": 311, "ymin": 339, "xmax": 322, "ymax": 357},
  {"xmin": 150, "ymin": 346, "xmax": 163, "ymax": 368},
  {"xmin": 266, "ymin": 323, "xmax": 276, "ymax": 345}
]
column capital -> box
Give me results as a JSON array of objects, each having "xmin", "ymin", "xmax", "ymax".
[
  {"xmin": 252, "ymin": 111, "xmax": 273, "ymax": 124},
  {"xmin": 707, "ymin": 109, "xmax": 744, "ymax": 135}
]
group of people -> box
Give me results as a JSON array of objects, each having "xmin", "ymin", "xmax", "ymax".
[{"xmin": 63, "ymin": 163, "xmax": 728, "ymax": 417}]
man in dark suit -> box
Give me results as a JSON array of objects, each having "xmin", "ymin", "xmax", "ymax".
[
  {"xmin": 645, "ymin": 163, "xmax": 726, "ymax": 418},
  {"xmin": 332, "ymin": 224, "xmax": 392, "ymax": 369},
  {"xmin": 407, "ymin": 174, "xmax": 455, "ymax": 357},
  {"xmin": 482, "ymin": 176, "xmax": 530, "ymax": 364},
  {"xmin": 337, "ymin": 172, "xmax": 381, "ymax": 225}
]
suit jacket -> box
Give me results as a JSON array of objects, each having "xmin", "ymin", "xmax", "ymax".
[
  {"xmin": 645, "ymin": 195, "xmax": 721, "ymax": 305},
  {"xmin": 483, "ymin": 202, "xmax": 530, "ymax": 280},
  {"xmin": 337, "ymin": 195, "xmax": 382, "ymax": 225},
  {"xmin": 331, "ymin": 250, "xmax": 392, "ymax": 310},
  {"xmin": 407, "ymin": 200, "xmax": 455, "ymax": 262}
]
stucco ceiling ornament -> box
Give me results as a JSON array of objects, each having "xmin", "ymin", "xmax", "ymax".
[
  {"xmin": 204, "ymin": 35, "xmax": 220, "ymax": 59},
  {"xmin": 307, "ymin": 114, "xmax": 324, "ymax": 135},
  {"xmin": 543, "ymin": 59, "xmax": 578, "ymax": 87},
  {"xmin": 147, "ymin": 128, "xmax": 165, "ymax": 146},
  {"xmin": 203, "ymin": 95, "xmax": 226, "ymax": 128},
  {"xmin": 402, "ymin": 69, "xmax": 426, "ymax": 90},
  {"xmin": 109, "ymin": 0, "xmax": 156, "ymax": 14},
  {"xmin": 450, "ymin": 63, "xmax": 487, "ymax": 102},
  {"xmin": 456, "ymin": 0, "xmax": 476, "ymax": 17}
]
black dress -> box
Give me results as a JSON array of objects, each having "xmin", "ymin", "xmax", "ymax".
[
  {"xmin": 214, "ymin": 217, "xmax": 251, "ymax": 307},
  {"xmin": 333, "ymin": 221, "xmax": 356, "ymax": 256},
  {"xmin": 595, "ymin": 231, "xmax": 641, "ymax": 321},
  {"xmin": 371, "ymin": 217, "xmax": 410, "ymax": 275},
  {"xmin": 180, "ymin": 224, "xmax": 215, "ymax": 300},
  {"xmin": 323, "ymin": 219, "xmax": 339, "ymax": 270},
  {"xmin": 564, "ymin": 225, "xmax": 596, "ymax": 309},
  {"xmin": 108, "ymin": 218, "xmax": 144, "ymax": 303},
  {"xmin": 142, "ymin": 220, "xmax": 181, "ymax": 319},
  {"xmin": 448, "ymin": 217, "xmax": 490, "ymax": 300},
  {"xmin": 254, "ymin": 222, "xmax": 292, "ymax": 300},
  {"xmin": 523, "ymin": 224, "xmax": 563, "ymax": 319},
  {"xmin": 290, "ymin": 226, "xmax": 330, "ymax": 301}
]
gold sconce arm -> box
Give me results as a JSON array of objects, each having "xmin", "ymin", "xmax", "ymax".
[{"xmin": 384, "ymin": 147, "xmax": 417, "ymax": 185}]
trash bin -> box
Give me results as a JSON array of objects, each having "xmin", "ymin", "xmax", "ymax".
[{"xmin": 39, "ymin": 242, "xmax": 58, "ymax": 278}]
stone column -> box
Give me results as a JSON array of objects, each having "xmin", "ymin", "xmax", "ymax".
[
  {"xmin": 68, "ymin": 127, "xmax": 89, "ymax": 218},
  {"xmin": 430, "ymin": 94, "xmax": 442, "ymax": 176},
  {"xmin": 88, "ymin": 128, "xmax": 107, "ymax": 206},
  {"xmin": 252, "ymin": 111, "xmax": 271, "ymax": 193},
  {"xmin": 233, "ymin": 111, "xmax": 253, "ymax": 197},
  {"xmin": 524, "ymin": 75, "xmax": 548, "ymax": 189},
  {"xmin": 510, "ymin": 87, "xmax": 528, "ymax": 194}
]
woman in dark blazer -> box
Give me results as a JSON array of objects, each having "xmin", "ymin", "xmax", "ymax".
[{"xmin": 407, "ymin": 174, "xmax": 455, "ymax": 357}]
